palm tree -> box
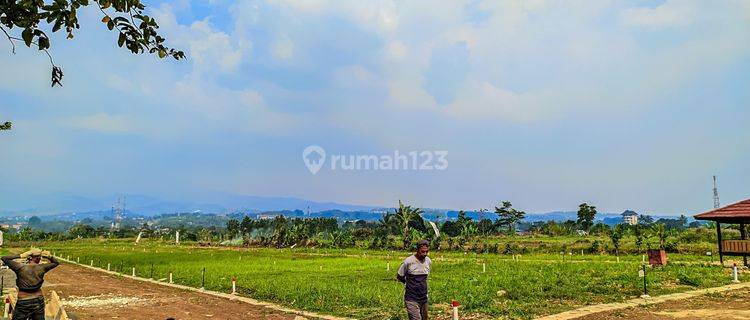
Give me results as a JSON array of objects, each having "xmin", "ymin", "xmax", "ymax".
[
  {"xmin": 460, "ymin": 223, "xmax": 478, "ymax": 250},
  {"xmin": 392, "ymin": 200, "xmax": 424, "ymax": 249},
  {"xmin": 287, "ymin": 223, "xmax": 309, "ymax": 245},
  {"xmin": 651, "ymin": 223, "xmax": 669, "ymax": 250}
]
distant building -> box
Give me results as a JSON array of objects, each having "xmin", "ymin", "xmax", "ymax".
[
  {"xmin": 621, "ymin": 210, "xmax": 638, "ymax": 225},
  {"xmin": 0, "ymin": 223, "xmax": 23, "ymax": 230}
]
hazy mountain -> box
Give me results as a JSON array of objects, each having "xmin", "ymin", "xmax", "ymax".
[{"xmin": 0, "ymin": 192, "xmax": 376, "ymax": 217}]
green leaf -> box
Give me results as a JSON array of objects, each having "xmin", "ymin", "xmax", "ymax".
[
  {"xmin": 107, "ymin": 20, "xmax": 115, "ymax": 30},
  {"xmin": 22, "ymin": 29, "xmax": 33, "ymax": 47},
  {"xmin": 52, "ymin": 20, "xmax": 63, "ymax": 32},
  {"xmin": 117, "ymin": 33, "xmax": 125, "ymax": 47},
  {"xmin": 38, "ymin": 37, "xmax": 50, "ymax": 50},
  {"xmin": 158, "ymin": 49, "xmax": 166, "ymax": 59}
]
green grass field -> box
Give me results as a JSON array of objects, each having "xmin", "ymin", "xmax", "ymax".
[{"xmin": 32, "ymin": 239, "xmax": 739, "ymax": 319}]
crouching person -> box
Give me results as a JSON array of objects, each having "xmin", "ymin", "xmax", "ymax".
[
  {"xmin": 2, "ymin": 248, "xmax": 59, "ymax": 320},
  {"xmin": 397, "ymin": 240, "xmax": 431, "ymax": 320}
]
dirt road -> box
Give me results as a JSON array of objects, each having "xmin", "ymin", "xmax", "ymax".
[
  {"xmin": 575, "ymin": 287, "xmax": 750, "ymax": 320},
  {"xmin": 2, "ymin": 263, "xmax": 302, "ymax": 320}
]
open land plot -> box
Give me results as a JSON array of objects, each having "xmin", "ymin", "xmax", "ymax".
[{"xmin": 29, "ymin": 239, "xmax": 744, "ymax": 319}]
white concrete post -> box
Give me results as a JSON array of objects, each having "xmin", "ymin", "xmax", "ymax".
[
  {"xmin": 733, "ymin": 263, "xmax": 740, "ymax": 283},
  {"xmin": 76, "ymin": 257, "xmax": 79, "ymax": 263},
  {"xmin": 107, "ymin": 263, "xmax": 111, "ymax": 271},
  {"xmin": 387, "ymin": 262, "xmax": 390, "ymax": 272},
  {"xmin": 482, "ymin": 263, "xmax": 486, "ymax": 273},
  {"xmin": 169, "ymin": 272, "xmax": 173, "ymax": 284},
  {"xmin": 90, "ymin": 260, "xmax": 93, "ymax": 266},
  {"xmin": 132, "ymin": 267, "xmax": 136, "ymax": 277},
  {"xmin": 232, "ymin": 277, "xmax": 237, "ymax": 294},
  {"xmin": 451, "ymin": 300, "xmax": 459, "ymax": 320},
  {"xmin": 0, "ymin": 230, "xmax": 4, "ymax": 247},
  {"xmin": 176, "ymin": 231, "xmax": 180, "ymax": 245}
]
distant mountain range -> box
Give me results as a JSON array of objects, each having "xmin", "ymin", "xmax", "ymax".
[
  {"xmin": 0, "ymin": 192, "xmax": 685, "ymax": 224},
  {"xmin": 0, "ymin": 192, "xmax": 376, "ymax": 217}
]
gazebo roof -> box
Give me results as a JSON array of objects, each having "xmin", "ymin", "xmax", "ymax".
[{"xmin": 694, "ymin": 199, "xmax": 750, "ymax": 221}]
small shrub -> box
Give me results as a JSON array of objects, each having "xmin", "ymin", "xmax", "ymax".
[{"xmin": 677, "ymin": 271, "xmax": 702, "ymax": 286}]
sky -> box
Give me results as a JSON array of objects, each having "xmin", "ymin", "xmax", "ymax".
[{"xmin": 1, "ymin": 0, "xmax": 749, "ymax": 215}]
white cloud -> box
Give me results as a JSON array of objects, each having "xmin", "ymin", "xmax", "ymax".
[
  {"xmin": 169, "ymin": 78, "xmax": 303, "ymax": 136},
  {"xmin": 66, "ymin": 113, "xmax": 143, "ymax": 134},
  {"xmin": 444, "ymin": 81, "xmax": 545, "ymax": 123},
  {"xmin": 621, "ymin": 1, "xmax": 694, "ymax": 28},
  {"xmin": 271, "ymin": 35, "xmax": 295, "ymax": 61},
  {"xmin": 188, "ymin": 20, "xmax": 244, "ymax": 73},
  {"xmin": 152, "ymin": 4, "xmax": 248, "ymax": 75},
  {"xmin": 273, "ymin": 0, "xmax": 400, "ymax": 34},
  {"xmin": 386, "ymin": 41, "xmax": 408, "ymax": 60}
]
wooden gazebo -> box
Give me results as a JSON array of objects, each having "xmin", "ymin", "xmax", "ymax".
[{"xmin": 694, "ymin": 199, "xmax": 750, "ymax": 267}]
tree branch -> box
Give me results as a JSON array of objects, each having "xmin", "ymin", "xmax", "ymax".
[
  {"xmin": 8, "ymin": 36, "xmax": 56, "ymax": 67},
  {"xmin": 0, "ymin": 26, "xmax": 16, "ymax": 54}
]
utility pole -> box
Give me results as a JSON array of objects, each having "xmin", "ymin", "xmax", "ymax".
[{"xmin": 713, "ymin": 175, "xmax": 720, "ymax": 209}]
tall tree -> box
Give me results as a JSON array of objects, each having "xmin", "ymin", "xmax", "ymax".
[
  {"xmin": 1, "ymin": 0, "xmax": 185, "ymax": 129},
  {"xmin": 639, "ymin": 214, "xmax": 654, "ymax": 227},
  {"xmin": 576, "ymin": 203, "xmax": 597, "ymax": 234},
  {"xmin": 240, "ymin": 216, "xmax": 253, "ymax": 234},
  {"xmin": 678, "ymin": 214, "xmax": 688, "ymax": 230},
  {"xmin": 494, "ymin": 201, "xmax": 525, "ymax": 234},
  {"xmin": 609, "ymin": 224, "xmax": 624, "ymax": 256},
  {"xmin": 226, "ymin": 219, "xmax": 240, "ymax": 237},
  {"xmin": 456, "ymin": 210, "xmax": 471, "ymax": 229},
  {"xmin": 392, "ymin": 200, "xmax": 423, "ymax": 249}
]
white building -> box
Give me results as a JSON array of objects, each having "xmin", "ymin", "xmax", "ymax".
[{"xmin": 621, "ymin": 210, "xmax": 638, "ymax": 225}]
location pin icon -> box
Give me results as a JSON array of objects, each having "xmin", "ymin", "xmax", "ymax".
[{"xmin": 302, "ymin": 145, "xmax": 326, "ymax": 175}]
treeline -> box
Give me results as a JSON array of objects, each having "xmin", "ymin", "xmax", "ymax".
[{"xmin": 5, "ymin": 200, "xmax": 734, "ymax": 255}]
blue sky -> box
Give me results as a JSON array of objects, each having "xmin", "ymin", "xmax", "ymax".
[{"xmin": 1, "ymin": 0, "xmax": 749, "ymax": 214}]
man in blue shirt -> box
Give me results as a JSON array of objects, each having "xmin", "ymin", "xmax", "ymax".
[{"xmin": 397, "ymin": 240, "xmax": 432, "ymax": 320}]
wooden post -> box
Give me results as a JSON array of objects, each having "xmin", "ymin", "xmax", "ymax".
[
  {"xmin": 741, "ymin": 222, "xmax": 748, "ymax": 267},
  {"xmin": 717, "ymin": 222, "xmax": 723, "ymax": 264}
]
